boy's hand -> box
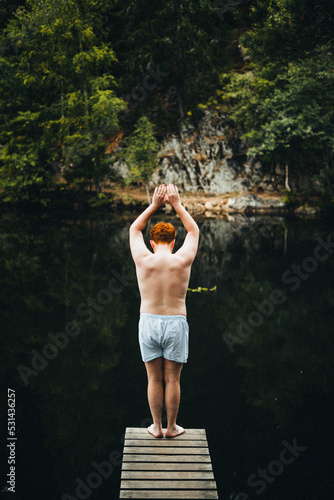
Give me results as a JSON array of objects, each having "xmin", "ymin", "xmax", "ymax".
[
  {"xmin": 166, "ymin": 183, "xmax": 181, "ymax": 207},
  {"xmin": 152, "ymin": 184, "xmax": 167, "ymax": 208}
]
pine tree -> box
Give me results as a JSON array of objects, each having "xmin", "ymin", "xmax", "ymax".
[{"xmin": 123, "ymin": 117, "xmax": 159, "ymax": 204}]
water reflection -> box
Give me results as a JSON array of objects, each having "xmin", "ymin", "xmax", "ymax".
[{"xmin": 0, "ymin": 212, "xmax": 333, "ymax": 499}]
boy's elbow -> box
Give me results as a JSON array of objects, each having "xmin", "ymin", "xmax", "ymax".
[
  {"xmin": 192, "ymin": 223, "xmax": 200, "ymax": 236},
  {"xmin": 187, "ymin": 225, "xmax": 199, "ymax": 243},
  {"xmin": 129, "ymin": 224, "xmax": 141, "ymax": 235}
]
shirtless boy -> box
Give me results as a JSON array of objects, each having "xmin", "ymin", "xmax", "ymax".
[{"xmin": 129, "ymin": 184, "xmax": 199, "ymax": 438}]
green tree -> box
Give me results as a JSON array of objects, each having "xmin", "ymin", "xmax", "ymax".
[
  {"xmin": 123, "ymin": 116, "xmax": 159, "ymax": 204},
  {"xmin": 239, "ymin": 0, "xmax": 334, "ymax": 64},
  {"xmin": 201, "ymin": 0, "xmax": 334, "ymax": 202},
  {"xmin": 208, "ymin": 47, "xmax": 334, "ymax": 195},
  {"xmin": 0, "ymin": 0, "xmax": 126, "ymax": 202},
  {"xmin": 107, "ymin": 0, "xmax": 248, "ymax": 125}
]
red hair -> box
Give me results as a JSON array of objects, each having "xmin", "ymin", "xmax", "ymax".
[{"xmin": 150, "ymin": 222, "xmax": 176, "ymax": 244}]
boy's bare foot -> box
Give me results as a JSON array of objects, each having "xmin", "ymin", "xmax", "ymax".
[
  {"xmin": 165, "ymin": 425, "xmax": 185, "ymax": 438},
  {"xmin": 147, "ymin": 424, "xmax": 163, "ymax": 438}
]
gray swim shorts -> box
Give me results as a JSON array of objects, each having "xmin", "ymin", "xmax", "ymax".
[{"xmin": 138, "ymin": 313, "xmax": 189, "ymax": 363}]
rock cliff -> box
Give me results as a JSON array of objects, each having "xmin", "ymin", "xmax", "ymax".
[
  {"xmin": 151, "ymin": 109, "xmax": 279, "ymax": 193},
  {"xmin": 112, "ymin": 109, "xmax": 314, "ymax": 194},
  {"xmin": 112, "ymin": 109, "xmax": 292, "ymax": 193}
]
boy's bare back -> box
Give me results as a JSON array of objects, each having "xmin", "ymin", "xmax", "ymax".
[
  {"xmin": 135, "ymin": 250, "xmax": 192, "ymax": 316},
  {"xmin": 129, "ymin": 184, "xmax": 199, "ymax": 317}
]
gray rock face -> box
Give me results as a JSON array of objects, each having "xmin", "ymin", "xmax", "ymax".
[
  {"xmin": 111, "ymin": 109, "xmax": 312, "ymax": 193},
  {"xmin": 227, "ymin": 194, "xmax": 286, "ymax": 211},
  {"xmin": 151, "ymin": 110, "xmax": 256, "ymax": 193}
]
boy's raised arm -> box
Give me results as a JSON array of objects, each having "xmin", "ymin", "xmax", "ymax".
[
  {"xmin": 166, "ymin": 184, "xmax": 199, "ymax": 264},
  {"xmin": 129, "ymin": 185, "xmax": 167, "ymax": 262}
]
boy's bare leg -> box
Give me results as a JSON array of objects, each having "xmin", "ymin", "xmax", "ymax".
[
  {"xmin": 164, "ymin": 359, "xmax": 185, "ymax": 438},
  {"xmin": 144, "ymin": 357, "xmax": 164, "ymax": 438}
]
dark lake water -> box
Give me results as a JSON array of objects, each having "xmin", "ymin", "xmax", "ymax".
[{"xmin": 0, "ymin": 210, "xmax": 333, "ymax": 500}]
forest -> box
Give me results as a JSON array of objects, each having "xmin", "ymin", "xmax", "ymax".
[{"xmin": 0, "ymin": 0, "xmax": 333, "ymax": 208}]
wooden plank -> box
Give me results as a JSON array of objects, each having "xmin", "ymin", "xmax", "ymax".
[
  {"xmin": 124, "ymin": 439, "xmax": 208, "ymax": 447},
  {"xmin": 122, "ymin": 462, "xmax": 213, "ymax": 471},
  {"xmin": 122, "ymin": 454, "xmax": 211, "ymax": 463},
  {"xmin": 120, "ymin": 480, "xmax": 217, "ymax": 490},
  {"xmin": 123, "ymin": 447, "xmax": 209, "ymax": 455},
  {"xmin": 120, "ymin": 428, "xmax": 218, "ymax": 499},
  {"xmin": 120, "ymin": 490, "xmax": 218, "ymax": 499},
  {"xmin": 121, "ymin": 471, "xmax": 214, "ymax": 480}
]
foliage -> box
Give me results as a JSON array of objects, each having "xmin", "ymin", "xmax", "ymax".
[
  {"xmin": 314, "ymin": 167, "xmax": 334, "ymax": 212},
  {"xmin": 207, "ymin": 44, "xmax": 334, "ymax": 196},
  {"xmin": 239, "ymin": 0, "xmax": 334, "ymax": 64},
  {"xmin": 0, "ymin": 0, "xmax": 333, "ymax": 207},
  {"xmin": 0, "ymin": 149, "xmax": 52, "ymax": 205},
  {"xmin": 0, "ymin": 0, "xmax": 126, "ymax": 203},
  {"xmin": 220, "ymin": 51, "xmax": 332, "ymax": 150},
  {"xmin": 122, "ymin": 117, "xmax": 159, "ymax": 203},
  {"xmin": 106, "ymin": 0, "xmax": 245, "ymax": 126},
  {"xmin": 188, "ymin": 285, "xmax": 217, "ymax": 293}
]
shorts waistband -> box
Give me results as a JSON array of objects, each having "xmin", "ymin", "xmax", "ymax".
[{"xmin": 140, "ymin": 313, "xmax": 187, "ymax": 320}]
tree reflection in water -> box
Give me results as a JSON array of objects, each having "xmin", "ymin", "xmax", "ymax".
[{"xmin": 0, "ymin": 213, "xmax": 333, "ymax": 499}]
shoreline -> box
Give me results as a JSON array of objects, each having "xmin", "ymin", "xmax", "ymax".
[
  {"xmin": 0, "ymin": 186, "xmax": 330, "ymax": 218},
  {"xmin": 111, "ymin": 187, "xmax": 324, "ymax": 218}
]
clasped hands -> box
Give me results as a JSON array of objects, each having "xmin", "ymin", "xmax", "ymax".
[{"xmin": 152, "ymin": 184, "xmax": 180, "ymax": 208}]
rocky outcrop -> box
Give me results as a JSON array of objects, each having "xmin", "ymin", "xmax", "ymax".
[
  {"xmin": 151, "ymin": 110, "xmax": 276, "ymax": 193},
  {"xmin": 226, "ymin": 194, "xmax": 287, "ymax": 213},
  {"xmin": 163, "ymin": 193, "xmax": 287, "ymax": 216},
  {"xmin": 111, "ymin": 109, "xmax": 313, "ymax": 194}
]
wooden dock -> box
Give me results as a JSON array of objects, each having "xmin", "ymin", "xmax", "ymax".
[{"xmin": 119, "ymin": 427, "xmax": 218, "ymax": 499}]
